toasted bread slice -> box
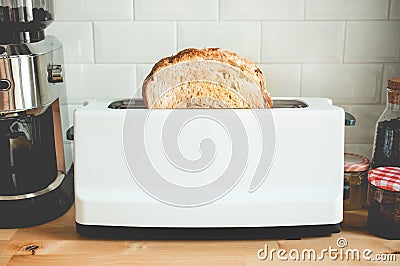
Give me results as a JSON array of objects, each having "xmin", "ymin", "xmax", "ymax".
[{"xmin": 142, "ymin": 48, "xmax": 272, "ymax": 109}]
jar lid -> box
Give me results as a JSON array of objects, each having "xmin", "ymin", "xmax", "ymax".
[
  {"xmin": 388, "ymin": 78, "xmax": 400, "ymax": 90},
  {"xmin": 368, "ymin": 167, "xmax": 400, "ymax": 192},
  {"xmin": 344, "ymin": 153, "xmax": 370, "ymax": 172}
]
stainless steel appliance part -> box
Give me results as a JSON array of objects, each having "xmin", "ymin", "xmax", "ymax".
[
  {"xmin": 0, "ymin": 37, "xmax": 64, "ymax": 113},
  {"xmin": 0, "ymin": 0, "xmax": 54, "ymax": 43}
]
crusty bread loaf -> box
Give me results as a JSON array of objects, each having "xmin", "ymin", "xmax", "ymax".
[{"xmin": 142, "ymin": 48, "xmax": 272, "ymax": 109}]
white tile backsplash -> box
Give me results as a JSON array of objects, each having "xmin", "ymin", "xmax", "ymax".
[
  {"xmin": 345, "ymin": 21, "xmax": 400, "ymax": 63},
  {"xmin": 305, "ymin": 0, "xmax": 389, "ymax": 20},
  {"xmin": 259, "ymin": 64, "xmax": 301, "ymax": 97},
  {"xmin": 65, "ymin": 64, "xmax": 137, "ymax": 104},
  {"xmin": 301, "ymin": 64, "xmax": 383, "ymax": 104},
  {"xmin": 94, "ymin": 22, "xmax": 176, "ymax": 63},
  {"xmin": 50, "ymin": 0, "xmax": 400, "ymax": 149},
  {"xmin": 391, "ymin": 0, "xmax": 400, "ymax": 19},
  {"xmin": 136, "ymin": 64, "xmax": 154, "ymax": 94},
  {"xmin": 64, "ymin": 64, "xmax": 85, "ymax": 103},
  {"xmin": 178, "ymin": 22, "xmax": 261, "ymax": 62},
  {"xmin": 220, "ymin": 0, "xmax": 303, "ymax": 20},
  {"xmin": 47, "ymin": 22, "xmax": 94, "ymax": 63},
  {"xmin": 340, "ymin": 104, "xmax": 385, "ymax": 144},
  {"xmin": 135, "ymin": 0, "xmax": 218, "ymax": 20},
  {"xmin": 261, "ymin": 21, "xmax": 345, "ymax": 63},
  {"xmin": 54, "ymin": 0, "xmax": 134, "ymax": 21}
]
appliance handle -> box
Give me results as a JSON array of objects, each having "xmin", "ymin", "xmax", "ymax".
[
  {"xmin": 343, "ymin": 179, "xmax": 350, "ymax": 200},
  {"xmin": 345, "ymin": 112, "xmax": 356, "ymax": 126},
  {"xmin": 66, "ymin": 126, "xmax": 74, "ymax": 141},
  {"xmin": 343, "ymin": 112, "xmax": 355, "ymax": 199}
]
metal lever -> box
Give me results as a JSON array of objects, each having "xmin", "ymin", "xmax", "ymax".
[
  {"xmin": 343, "ymin": 112, "xmax": 356, "ymax": 201},
  {"xmin": 345, "ymin": 112, "xmax": 356, "ymax": 126},
  {"xmin": 343, "ymin": 179, "xmax": 350, "ymax": 200},
  {"xmin": 66, "ymin": 126, "xmax": 74, "ymax": 141}
]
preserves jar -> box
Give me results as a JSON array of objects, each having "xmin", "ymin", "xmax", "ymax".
[
  {"xmin": 371, "ymin": 78, "xmax": 400, "ymax": 168},
  {"xmin": 343, "ymin": 153, "xmax": 370, "ymax": 210},
  {"xmin": 367, "ymin": 167, "xmax": 400, "ymax": 239}
]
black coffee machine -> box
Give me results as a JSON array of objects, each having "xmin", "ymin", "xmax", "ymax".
[{"xmin": 0, "ymin": 0, "xmax": 73, "ymax": 228}]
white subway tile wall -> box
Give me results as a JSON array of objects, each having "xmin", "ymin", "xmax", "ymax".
[
  {"xmin": 178, "ymin": 22, "xmax": 260, "ymax": 62},
  {"xmin": 345, "ymin": 21, "xmax": 400, "ymax": 63},
  {"xmin": 391, "ymin": 0, "xmax": 400, "ymax": 19},
  {"xmin": 65, "ymin": 64, "xmax": 137, "ymax": 104},
  {"xmin": 94, "ymin": 22, "xmax": 176, "ymax": 63},
  {"xmin": 261, "ymin": 21, "xmax": 345, "ymax": 63},
  {"xmin": 135, "ymin": 64, "xmax": 153, "ymax": 95},
  {"xmin": 340, "ymin": 104, "xmax": 386, "ymax": 144},
  {"xmin": 301, "ymin": 64, "xmax": 383, "ymax": 104},
  {"xmin": 305, "ymin": 0, "xmax": 389, "ymax": 20},
  {"xmin": 220, "ymin": 0, "xmax": 303, "ymax": 20},
  {"xmin": 135, "ymin": 0, "xmax": 218, "ymax": 20},
  {"xmin": 54, "ymin": 0, "xmax": 134, "ymax": 21},
  {"xmin": 47, "ymin": 22, "xmax": 94, "ymax": 63},
  {"xmin": 259, "ymin": 64, "xmax": 301, "ymax": 97},
  {"xmin": 50, "ymin": 0, "xmax": 400, "ymax": 153}
]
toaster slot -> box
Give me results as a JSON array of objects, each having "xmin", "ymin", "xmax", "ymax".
[
  {"xmin": 108, "ymin": 99, "xmax": 146, "ymax": 109},
  {"xmin": 272, "ymin": 100, "xmax": 308, "ymax": 108},
  {"xmin": 107, "ymin": 99, "xmax": 308, "ymax": 109}
]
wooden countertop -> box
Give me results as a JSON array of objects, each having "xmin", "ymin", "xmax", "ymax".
[{"xmin": 0, "ymin": 206, "xmax": 399, "ymax": 265}]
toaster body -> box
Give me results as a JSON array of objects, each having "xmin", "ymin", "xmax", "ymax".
[{"xmin": 74, "ymin": 97, "xmax": 344, "ymax": 239}]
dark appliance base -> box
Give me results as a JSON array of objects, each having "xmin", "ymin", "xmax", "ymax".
[
  {"xmin": 76, "ymin": 222, "xmax": 341, "ymax": 240},
  {"xmin": 0, "ymin": 167, "xmax": 74, "ymax": 228}
]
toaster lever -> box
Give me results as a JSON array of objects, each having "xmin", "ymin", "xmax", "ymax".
[
  {"xmin": 345, "ymin": 112, "xmax": 356, "ymax": 126},
  {"xmin": 343, "ymin": 179, "xmax": 350, "ymax": 200},
  {"xmin": 66, "ymin": 126, "xmax": 74, "ymax": 141}
]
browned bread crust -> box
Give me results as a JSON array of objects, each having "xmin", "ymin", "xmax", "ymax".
[{"xmin": 142, "ymin": 48, "xmax": 272, "ymax": 108}]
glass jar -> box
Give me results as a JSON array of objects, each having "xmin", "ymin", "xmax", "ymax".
[
  {"xmin": 367, "ymin": 167, "xmax": 400, "ymax": 239},
  {"xmin": 343, "ymin": 153, "xmax": 370, "ymax": 210},
  {"xmin": 371, "ymin": 78, "xmax": 400, "ymax": 169}
]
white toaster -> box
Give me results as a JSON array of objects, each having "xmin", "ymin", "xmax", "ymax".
[{"xmin": 73, "ymin": 97, "xmax": 344, "ymax": 239}]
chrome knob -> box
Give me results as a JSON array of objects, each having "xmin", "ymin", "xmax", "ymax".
[{"xmin": 48, "ymin": 65, "xmax": 63, "ymax": 83}]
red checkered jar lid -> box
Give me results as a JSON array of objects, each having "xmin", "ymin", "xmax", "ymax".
[
  {"xmin": 344, "ymin": 153, "xmax": 370, "ymax": 172},
  {"xmin": 368, "ymin": 167, "xmax": 400, "ymax": 192}
]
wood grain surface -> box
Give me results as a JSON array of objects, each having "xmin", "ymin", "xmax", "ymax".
[{"xmin": 0, "ymin": 206, "xmax": 399, "ymax": 265}]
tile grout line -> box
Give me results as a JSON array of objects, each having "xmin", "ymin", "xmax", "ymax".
[
  {"xmin": 52, "ymin": 18, "xmax": 398, "ymax": 23},
  {"xmin": 342, "ymin": 21, "xmax": 347, "ymax": 63},
  {"xmin": 388, "ymin": 0, "xmax": 392, "ymax": 19},
  {"xmin": 217, "ymin": 0, "xmax": 221, "ymax": 21},
  {"xmin": 134, "ymin": 63, "xmax": 139, "ymax": 90},
  {"xmin": 91, "ymin": 21, "xmax": 97, "ymax": 64},
  {"xmin": 259, "ymin": 21, "xmax": 263, "ymax": 64},
  {"xmin": 132, "ymin": 0, "xmax": 135, "ymax": 21},
  {"xmin": 379, "ymin": 64, "xmax": 386, "ymax": 104},
  {"xmin": 299, "ymin": 64, "xmax": 304, "ymax": 97},
  {"xmin": 175, "ymin": 21, "xmax": 178, "ymax": 53}
]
